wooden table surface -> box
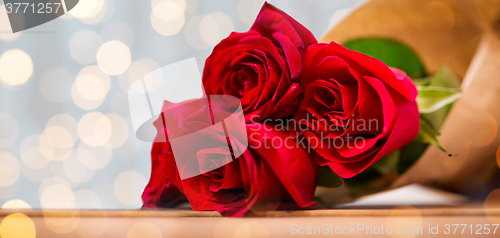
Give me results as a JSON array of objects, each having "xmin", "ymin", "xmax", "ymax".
[{"xmin": 1, "ymin": 206, "xmax": 500, "ymax": 237}]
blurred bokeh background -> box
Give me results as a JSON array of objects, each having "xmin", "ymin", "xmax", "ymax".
[{"xmin": 0, "ymin": 0, "xmax": 366, "ymax": 210}]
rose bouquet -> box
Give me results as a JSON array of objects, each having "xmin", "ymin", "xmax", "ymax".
[{"xmin": 141, "ymin": 2, "xmax": 461, "ymax": 216}]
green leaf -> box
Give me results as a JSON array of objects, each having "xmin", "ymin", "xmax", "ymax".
[
  {"xmin": 398, "ymin": 66, "xmax": 460, "ymax": 173},
  {"xmin": 415, "ymin": 118, "xmax": 448, "ymax": 153},
  {"xmin": 398, "ymin": 140, "xmax": 428, "ymax": 173},
  {"xmin": 342, "ymin": 37, "xmax": 426, "ymax": 78},
  {"xmin": 416, "ymin": 65, "xmax": 460, "ymax": 88},
  {"xmin": 317, "ymin": 165, "xmax": 343, "ymax": 188},
  {"xmin": 416, "ymin": 86, "xmax": 461, "ymax": 113},
  {"xmin": 373, "ymin": 150, "xmax": 400, "ymax": 174},
  {"xmin": 417, "ymin": 65, "xmax": 462, "ymax": 128}
]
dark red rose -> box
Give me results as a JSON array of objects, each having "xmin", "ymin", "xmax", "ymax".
[
  {"xmin": 145, "ymin": 100, "xmax": 317, "ymax": 216},
  {"xmin": 290, "ymin": 42, "xmax": 420, "ymax": 178},
  {"xmin": 142, "ymin": 139, "xmax": 186, "ymax": 208},
  {"xmin": 202, "ymin": 2, "xmax": 317, "ymax": 122}
]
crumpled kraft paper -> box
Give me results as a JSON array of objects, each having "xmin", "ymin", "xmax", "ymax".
[{"xmin": 321, "ymin": 0, "xmax": 500, "ymax": 196}]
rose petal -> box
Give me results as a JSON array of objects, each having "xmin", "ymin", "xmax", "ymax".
[
  {"xmin": 247, "ymin": 123, "xmax": 317, "ymax": 208},
  {"xmin": 308, "ymin": 42, "xmax": 417, "ymax": 101},
  {"xmin": 327, "ymin": 103, "xmax": 419, "ymax": 178},
  {"xmin": 251, "ymin": 3, "xmax": 317, "ymax": 50},
  {"xmin": 142, "ymin": 141, "xmax": 186, "ymax": 208}
]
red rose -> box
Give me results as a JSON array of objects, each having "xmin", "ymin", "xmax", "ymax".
[
  {"xmin": 141, "ymin": 139, "xmax": 186, "ymax": 208},
  {"xmin": 202, "ymin": 3, "xmax": 317, "ymax": 122},
  {"xmin": 147, "ymin": 102, "xmax": 317, "ymax": 216},
  {"xmin": 291, "ymin": 42, "xmax": 420, "ymax": 178}
]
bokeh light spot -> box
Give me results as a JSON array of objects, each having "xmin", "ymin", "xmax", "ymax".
[
  {"xmin": 40, "ymin": 184, "xmax": 76, "ymax": 209},
  {"xmin": 76, "ymin": 75, "xmax": 107, "ymax": 101},
  {"xmin": 485, "ymin": 189, "xmax": 500, "ymax": 223},
  {"xmin": 114, "ymin": 171, "xmax": 147, "ymax": 206},
  {"xmin": 151, "ymin": 1, "xmax": 185, "ymax": 36},
  {"xmin": 69, "ymin": 0, "xmax": 101, "ymax": 19},
  {"xmin": 184, "ymin": 15, "xmax": 210, "ymax": 49},
  {"xmin": 78, "ymin": 112, "xmax": 112, "ymax": 147},
  {"xmin": 0, "ymin": 213, "xmax": 36, "ymax": 238},
  {"xmin": 71, "ymin": 66, "xmax": 110, "ymax": 110},
  {"xmin": 0, "ymin": 49, "xmax": 33, "ymax": 86},
  {"xmin": 128, "ymin": 59, "xmax": 161, "ymax": 87},
  {"xmin": 200, "ymin": 12, "xmax": 234, "ymax": 46},
  {"xmin": 79, "ymin": 0, "xmax": 111, "ymax": 25},
  {"xmin": 1, "ymin": 199, "xmax": 31, "ymax": 209},
  {"xmin": 470, "ymin": 111, "xmax": 497, "ymax": 147},
  {"xmin": 19, "ymin": 143, "xmax": 53, "ymax": 181},
  {"xmin": 96, "ymin": 40, "xmax": 132, "ymax": 75},
  {"xmin": 46, "ymin": 114, "xmax": 79, "ymax": 145},
  {"xmin": 21, "ymin": 146, "xmax": 52, "ymax": 169},
  {"xmin": 63, "ymin": 152, "xmax": 96, "ymax": 184},
  {"xmin": 44, "ymin": 126, "xmax": 74, "ymax": 149},
  {"xmin": 127, "ymin": 222, "xmax": 162, "ymax": 238},
  {"xmin": 151, "ymin": 0, "xmax": 187, "ymax": 10},
  {"xmin": 0, "ymin": 152, "xmax": 20, "ymax": 187},
  {"xmin": 107, "ymin": 113, "xmax": 129, "ymax": 148}
]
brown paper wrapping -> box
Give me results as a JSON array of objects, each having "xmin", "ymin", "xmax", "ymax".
[{"xmin": 321, "ymin": 0, "xmax": 500, "ymax": 195}]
